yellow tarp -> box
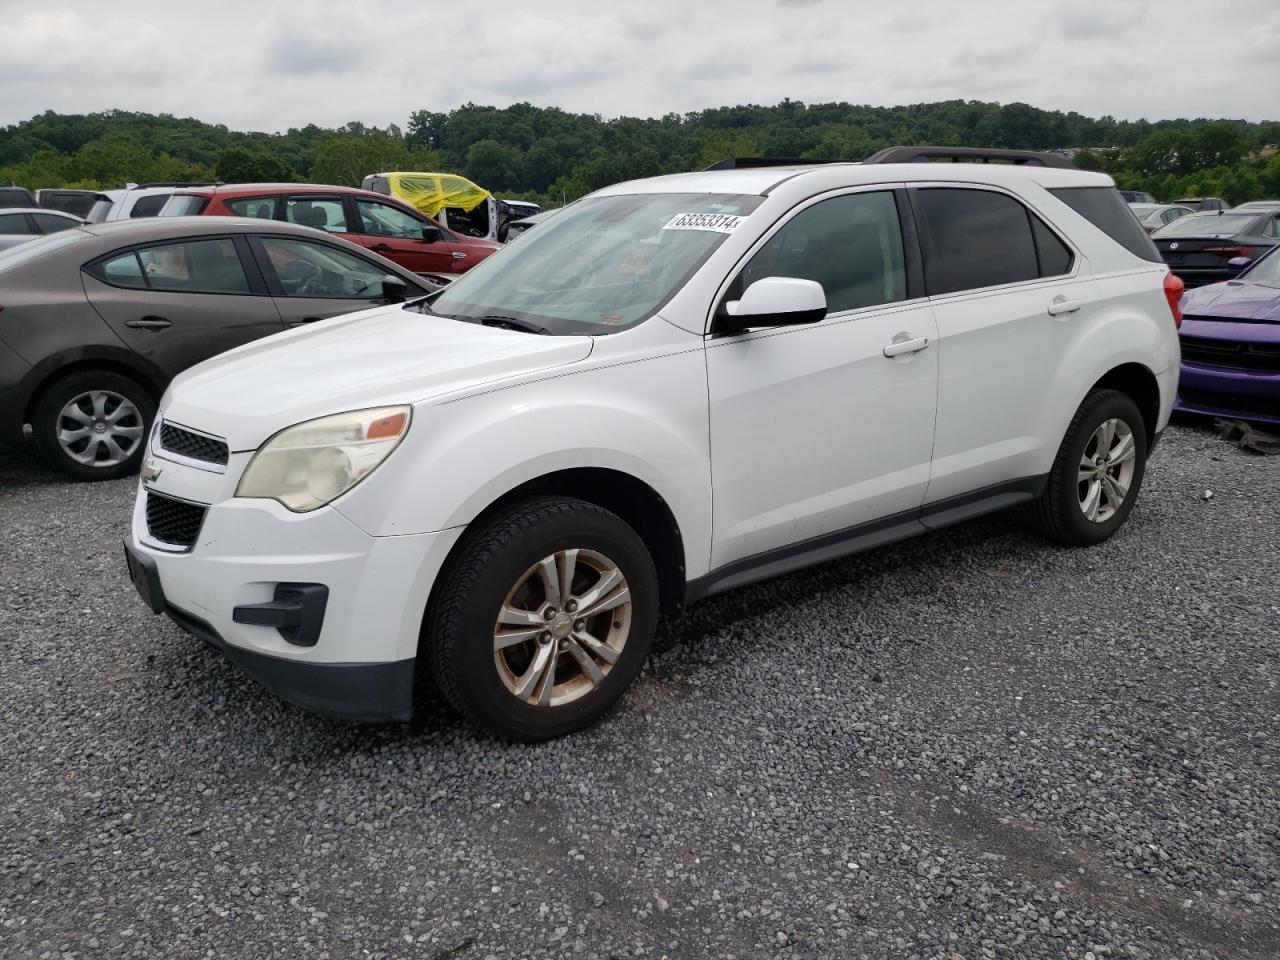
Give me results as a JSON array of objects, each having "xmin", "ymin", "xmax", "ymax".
[{"xmin": 381, "ymin": 172, "xmax": 489, "ymax": 218}]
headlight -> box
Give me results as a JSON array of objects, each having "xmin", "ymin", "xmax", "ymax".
[{"xmin": 235, "ymin": 406, "xmax": 411, "ymax": 512}]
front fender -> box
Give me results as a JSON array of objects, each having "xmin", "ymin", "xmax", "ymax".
[{"xmin": 334, "ymin": 348, "xmax": 714, "ymax": 578}]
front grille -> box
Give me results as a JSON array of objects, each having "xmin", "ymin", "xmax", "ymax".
[
  {"xmin": 1180, "ymin": 388, "xmax": 1280, "ymax": 419},
  {"xmin": 145, "ymin": 492, "xmax": 207, "ymax": 549},
  {"xmin": 1181, "ymin": 335, "xmax": 1280, "ymax": 373},
  {"xmin": 160, "ymin": 423, "xmax": 229, "ymax": 465}
]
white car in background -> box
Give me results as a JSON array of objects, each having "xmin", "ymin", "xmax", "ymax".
[
  {"xmin": 86, "ymin": 181, "xmax": 218, "ymax": 222},
  {"xmin": 125, "ymin": 150, "xmax": 1182, "ymax": 740},
  {"xmin": 0, "ymin": 207, "xmax": 83, "ymax": 251}
]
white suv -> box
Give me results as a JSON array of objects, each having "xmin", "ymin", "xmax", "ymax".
[{"xmin": 124, "ymin": 154, "xmax": 1183, "ymax": 740}]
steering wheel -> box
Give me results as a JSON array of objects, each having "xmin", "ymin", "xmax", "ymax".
[{"xmin": 278, "ymin": 260, "xmax": 320, "ymax": 295}]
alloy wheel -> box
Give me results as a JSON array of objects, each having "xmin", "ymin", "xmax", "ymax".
[
  {"xmin": 56, "ymin": 390, "xmax": 145, "ymax": 467},
  {"xmin": 1077, "ymin": 418, "xmax": 1136, "ymax": 523},
  {"xmin": 493, "ymin": 548, "xmax": 632, "ymax": 707}
]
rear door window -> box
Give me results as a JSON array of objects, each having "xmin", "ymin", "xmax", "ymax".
[
  {"xmin": 912, "ymin": 188, "xmax": 1041, "ymax": 295},
  {"xmin": 226, "ymin": 197, "xmax": 280, "ymax": 219},
  {"xmin": 1049, "ymin": 187, "xmax": 1162, "ymax": 262},
  {"xmin": 284, "ymin": 197, "xmax": 348, "ymax": 233},
  {"xmin": 30, "ymin": 213, "xmax": 78, "ymax": 234},
  {"xmin": 91, "ymin": 239, "xmax": 251, "ymax": 293}
]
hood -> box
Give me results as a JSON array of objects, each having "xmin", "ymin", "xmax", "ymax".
[
  {"xmin": 1181, "ymin": 280, "xmax": 1280, "ymax": 324},
  {"xmin": 162, "ymin": 305, "xmax": 592, "ymax": 450}
]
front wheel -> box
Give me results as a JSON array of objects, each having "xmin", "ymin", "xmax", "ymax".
[
  {"xmin": 1030, "ymin": 389, "xmax": 1148, "ymax": 546},
  {"xmin": 31, "ymin": 370, "xmax": 156, "ymax": 481},
  {"xmin": 424, "ymin": 496, "xmax": 659, "ymax": 741}
]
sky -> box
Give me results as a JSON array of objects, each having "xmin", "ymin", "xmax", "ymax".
[{"xmin": 0, "ymin": 0, "xmax": 1276, "ymax": 133}]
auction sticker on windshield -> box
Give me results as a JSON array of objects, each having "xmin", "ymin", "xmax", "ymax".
[{"xmin": 662, "ymin": 212, "xmax": 746, "ymax": 233}]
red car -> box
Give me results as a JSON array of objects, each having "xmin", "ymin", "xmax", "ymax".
[{"xmin": 159, "ymin": 183, "xmax": 502, "ymax": 281}]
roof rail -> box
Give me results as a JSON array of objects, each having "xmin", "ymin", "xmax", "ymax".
[
  {"xmin": 131, "ymin": 181, "xmax": 224, "ymax": 189},
  {"xmin": 704, "ymin": 157, "xmax": 839, "ymax": 171},
  {"xmin": 863, "ymin": 146, "xmax": 1075, "ymax": 169}
]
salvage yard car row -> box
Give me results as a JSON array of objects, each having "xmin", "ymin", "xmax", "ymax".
[{"xmin": 2, "ymin": 147, "xmax": 1278, "ymax": 741}]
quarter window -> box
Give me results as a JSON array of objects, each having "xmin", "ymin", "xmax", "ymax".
[
  {"xmin": 129, "ymin": 194, "xmax": 169, "ymax": 218},
  {"xmin": 258, "ymin": 237, "xmax": 394, "ymax": 299},
  {"xmin": 97, "ymin": 251, "xmax": 148, "ymax": 288},
  {"xmin": 738, "ymin": 191, "xmax": 907, "ymax": 314},
  {"xmin": 284, "ymin": 197, "xmax": 348, "ymax": 233}
]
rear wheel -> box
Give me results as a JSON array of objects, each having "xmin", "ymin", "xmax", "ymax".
[
  {"xmin": 1030, "ymin": 389, "xmax": 1148, "ymax": 546},
  {"xmin": 32, "ymin": 371, "xmax": 155, "ymax": 481},
  {"xmin": 425, "ymin": 496, "xmax": 658, "ymax": 741}
]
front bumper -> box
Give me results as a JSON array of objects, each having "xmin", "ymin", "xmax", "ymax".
[
  {"xmin": 1176, "ymin": 362, "xmax": 1280, "ymax": 427},
  {"xmin": 126, "ymin": 454, "xmax": 462, "ymax": 722}
]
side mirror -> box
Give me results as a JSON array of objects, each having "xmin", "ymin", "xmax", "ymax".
[
  {"xmin": 718, "ymin": 277, "xmax": 827, "ymax": 334},
  {"xmin": 1226, "ymin": 256, "xmax": 1251, "ymax": 271},
  {"xmin": 380, "ymin": 278, "xmax": 408, "ymax": 303},
  {"xmin": 420, "ymin": 225, "xmax": 441, "ymax": 243}
]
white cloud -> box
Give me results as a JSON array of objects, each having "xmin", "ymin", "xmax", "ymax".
[{"xmin": 0, "ymin": 0, "xmax": 1272, "ymax": 132}]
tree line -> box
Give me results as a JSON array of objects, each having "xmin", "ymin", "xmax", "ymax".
[{"xmin": 1, "ymin": 101, "xmax": 1277, "ymax": 206}]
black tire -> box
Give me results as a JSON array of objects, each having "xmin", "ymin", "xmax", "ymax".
[
  {"xmin": 1030, "ymin": 389, "xmax": 1148, "ymax": 546},
  {"xmin": 424, "ymin": 496, "xmax": 659, "ymax": 741},
  {"xmin": 31, "ymin": 370, "xmax": 156, "ymax": 481}
]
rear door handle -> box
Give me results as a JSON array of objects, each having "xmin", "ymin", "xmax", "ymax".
[
  {"xmin": 125, "ymin": 316, "xmax": 171, "ymax": 330},
  {"xmin": 1047, "ymin": 297, "xmax": 1083, "ymax": 316},
  {"xmin": 451, "ymin": 251, "xmax": 467, "ymax": 259},
  {"xmin": 371, "ymin": 243, "xmax": 392, "ymax": 252},
  {"xmin": 882, "ymin": 334, "xmax": 930, "ymax": 358}
]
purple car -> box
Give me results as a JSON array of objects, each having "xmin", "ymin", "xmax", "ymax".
[{"xmin": 1176, "ymin": 245, "xmax": 1280, "ymax": 427}]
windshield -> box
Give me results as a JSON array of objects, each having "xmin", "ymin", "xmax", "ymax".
[
  {"xmin": 1152, "ymin": 213, "xmax": 1258, "ymax": 238},
  {"xmin": 0, "ymin": 228, "xmax": 89, "ymax": 273},
  {"xmin": 1244, "ymin": 247, "xmax": 1280, "ymax": 284},
  {"xmin": 430, "ymin": 192, "xmax": 764, "ymax": 334}
]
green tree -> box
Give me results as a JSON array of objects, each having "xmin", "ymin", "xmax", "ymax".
[{"xmin": 216, "ymin": 146, "xmax": 294, "ymax": 183}]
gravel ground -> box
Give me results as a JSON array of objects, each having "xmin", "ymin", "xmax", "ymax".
[{"xmin": 1, "ymin": 420, "xmax": 1277, "ymax": 960}]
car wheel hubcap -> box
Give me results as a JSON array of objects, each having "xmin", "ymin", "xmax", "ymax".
[
  {"xmin": 493, "ymin": 548, "xmax": 632, "ymax": 707},
  {"xmin": 56, "ymin": 390, "xmax": 144, "ymax": 467},
  {"xmin": 1077, "ymin": 417, "xmax": 1136, "ymax": 523}
]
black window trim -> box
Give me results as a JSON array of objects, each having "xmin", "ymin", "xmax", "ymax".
[
  {"xmin": 907, "ymin": 182, "xmax": 1081, "ymax": 300},
  {"xmin": 245, "ymin": 232, "xmax": 427, "ymax": 301},
  {"xmin": 83, "ymin": 233, "xmax": 270, "ymax": 296},
  {"xmin": 706, "ymin": 182, "xmax": 927, "ymax": 338}
]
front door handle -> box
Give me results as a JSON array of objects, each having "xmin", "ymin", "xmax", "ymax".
[
  {"xmin": 125, "ymin": 316, "xmax": 171, "ymax": 330},
  {"xmin": 370, "ymin": 243, "xmax": 393, "ymax": 252},
  {"xmin": 1047, "ymin": 297, "xmax": 1083, "ymax": 316},
  {"xmin": 882, "ymin": 334, "xmax": 930, "ymax": 358},
  {"xmin": 451, "ymin": 251, "xmax": 467, "ymax": 259},
  {"xmin": 287, "ymin": 317, "xmax": 323, "ymax": 328}
]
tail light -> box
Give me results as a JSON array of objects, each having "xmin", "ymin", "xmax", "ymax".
[
  {"xmin": 1204, "ymin": 245, "xmax": 1252, "ymax": 260},
  {"xmin": 1163, "ymin": 272, "xmax": 1184, "ymax": 329}
]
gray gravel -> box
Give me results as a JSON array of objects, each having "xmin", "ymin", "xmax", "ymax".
[{"xmin": 1, "ymin": 420, "xmax": 1277, "ymax": 959}]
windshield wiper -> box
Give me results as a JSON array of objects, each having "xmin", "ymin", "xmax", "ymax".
[{"xmin": 476, "ymin": 314, "xmax": 550, "ymax": 335}]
